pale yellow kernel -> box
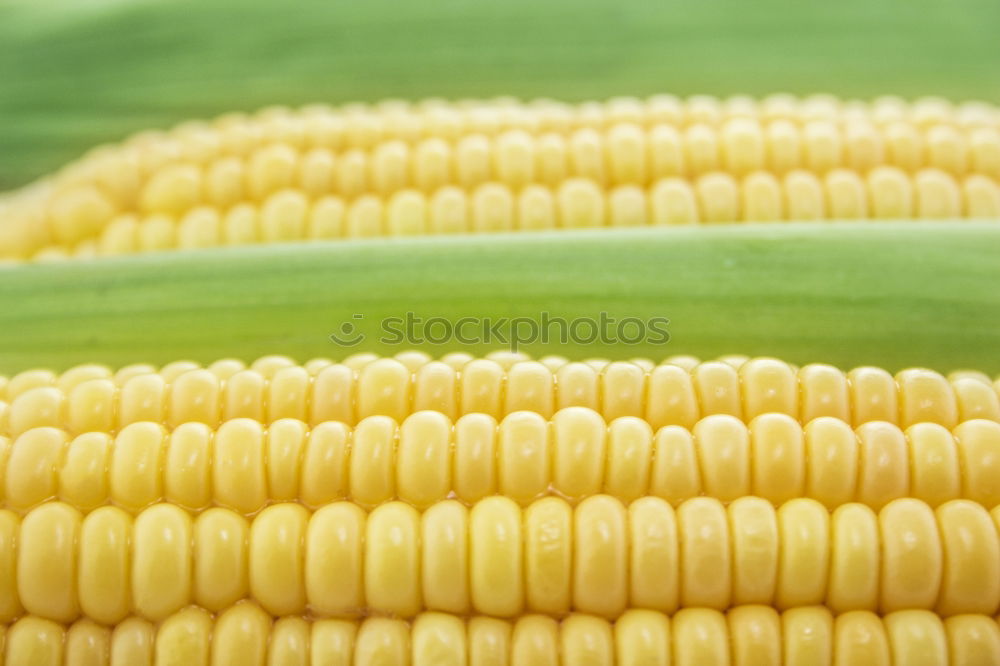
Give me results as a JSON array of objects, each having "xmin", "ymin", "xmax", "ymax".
[
  {"xmin": 211, "ymin": 602, "xmax": 271, "ymax": 666},
  {"xmin": 413, "ymin": 138, "xmax": 453, "ymax": 192},
  {"xmin": 956, "ymin": 101, "xmax": 998, "ymax": 129},
  {"xmin": 608, "ymin": 185, "xmax": 647, "ymax": 226},
  {"xmin": 472, "ymin": 183, "xmax": 515, "ymax": 232},
  {"xmin": 307, "ymin": 196, "xmax": 345, "ymax": 239},
  {"xmin": 724, "ymin": 95, "xmax": 759, "ymax": 119},
  {"xmin": 67, "ymin": 378, "xmax": 116, "ymax": 436},
  {"xmin": 607, "ymin": 96, "xmax": 646, "ymax": 125},
  {"xmin": 535, "ymin": 133, "xmax": 568, "ymax": 186},
  {"xmin": 259, "ymin": 108, "xmax": 307, "ymax": 149},
  {"xmin": 695, "ymin": 172, "xmax": 740, "ymax": 223},
  {"xmin": 260, "ymin": 189, "xmax": 308, "ymax": 242},
  {"xmin": 911, "ymin": 96, "xmax": 955, "ymax": 127},
  {"xmin": 382, "ymin": 109, "xmax": 424, "ymax": 143},
  {"xmin": 250, "ymin": 503, "xmax": 309, "ymax": 616},
  {"xmin": 217, "ymin": 115, "xmax": 264, "ymax": 156},
  {"xmin": 333, "ymin": 149, "xmax": 369, "ymax": 199},
  {"xmin": 646, "ymin": 93, "xmax": 684, "ymax": 125},
  {"xmin": 110, "ymin": 617, "xmax": 154, "ymax": 666},
  {"xmin": 345, "ymin": 195, "xmax": 384, "ymax": 238},
  {"xmin": 677, "ymin": 498, "xmax": 731, "ymax": 610},
  {"xmin": 387, "ymin": 189, "xmax": 428, "ymax": 236},
  {"xmin": 926, "ymin": 124, "xmax": 969, "ymax": 175},
  {"xmin": 164, "ymin": 423, "xmax": 212, "ymax": 510},
  {"xmin": 516, "ymin": 184, "xmax": 557, "ymax": 230},
  {"xmin": 801, "ymin": 94, "xmax": 842, "ymax": 122},
  {"xmin": 648, "ymin": 125, "xmax": 686, "ymax": 178},
  {"xmin": 494, "ymin": 129, "xmax": 536, "ymax": 188},
  {"xmin": 741, "ymin": 172, "xmax": 784, "ymax": 222},
  {"xmin": 962, "ymin": 174, "xmax": 1000, "ymax": 218},
  {"xmin": 139, "ymin": 164, "xmax": 203, "ymax": 219},
  {"xmin": 50, "ymin": 186, "xmax": 118, "ymax": 244},
  {"xmin": 154, "ymin": 606, "xmax": 212, "ymax": 666},
  {"xmin": 722, "ymin": 118, "xmax": 765, "ymax": 176},
  {"xmin": 914, "ymin": 169, "xmax": 961, "ymax": 218},
  {"xmin": 137, "ymin": 213, "xmax": 177, "ymax": 252},
  {"xmin": 305, "ymin": 502, "xmax": 364, "ymax": 616},
  {"xmin": 456, "ymin": 135, "xmax": 492, "ymax": 189},
  {"xmin": 428, "ymin": 186, "xmax": 468, "ymax": 234},
  {"xmin": 684, "ymin": 124, "xmax": 721, "ymax": 176},
  {"xmin": 18, "ymin": 503, "xmax": 81, "ymax": 623},
  {"xmin": 72, "ymin": 239, "xmax": 98, "ymax": 259},
  {"xmin": 782, "ymin": 606, "xmax": 834, "ymax": 665},
  {"xmin": 372, "ymin": 140, "xmax": 411, "ymax": 196},
  {"xmin": 213, "ymin": 419, "xmax": 267, "ymax": 514},
  {"xmin": 606, "ymin": 123, "xmax": 648, "ymax": 185},
  {"xmin": 108, "ymin": 422, "xmax": 166, "ymax": 511},
  {"xmin": 423, "ymin": 106, "xmax": 465, "ymax": 142},
  {"xmin": 844, "ymin": 123, "xmax": 885, "ymax": 172},
  {"xmin": 222, "ymin": 204, "xmax": 259, "ymax": 245},
  {"xmin": 884, "ymin": 122, "xmax": 924, "ymax": 171},
  {"xmin": 471, "ymin": 496, "xmax": 524, "ymax": 617},
  {"xmin": 58, "ymin": 432, "xmax": 111, "ymax": 511},
  {"xmin": 365, "ymin": 501, "xmax": 422, "ymax": 617},
  {"xmin": 177, "ymin": 206, "xmax": 222, "ymax": 249},
  {"xmin": 879, "ymin": 499, "xmax": 942, "ymax": 612},
  {"xmin": 205, "ymin": 157, "xmax": 245, "ymax": 208},
  {"xmin": 575, "ymin": 101, "xmax": 607, "ymax": 129},
  {"xmin": 557, "ymin": 178, "xmax": 605, "ymax": 228},
  {"xmin": 6, "ymin": 616, "xmax": 65, "ymax": 665},
  {"xmin": 97, "ymin": 214, "xmax": 139, "ymax": 256},
  {"xmin": 354, "ymin": 618, "xmax": 409, "ymax": 666},
  {"xmin": 824, "ymin": 169, "xmax": 868, "ymax": 219},
  {"xmin": 686, "ymin": 95, "xmax": 724, "ymax": 125},
  {"xmin": 803, "ymin": 121, "xmax": 843, "ymax": 173},
  {"xmin": 761, "ymin": 93, "xmax": 800, "ymax": 122},
  {"xmin": 468, "ymin": 104, "xmax": 505, "ymax": 134},
  {"xmin": 969, "ymin": 128, "xmax": 1000, "ymax": 178},
  {"xmin": 304, "ymin": 113, "xmax": 345, "ymax": 151},
  {"xmin": 8, "ymin": 368, "xmax": 57, "ymax": 400},
  {"xmin": 250, "ymin": 354, "xmax": 297, "ymax": 383},
  {"xmin": 568, "ymin": 128, "xmax": 606, "ymax": 183},
  {"xmin": 349, "ymin": 416, "xmax": 400, "ymax": 505},
  {"xmin": 298, "ymin": 148, "xmax": 336, "ymax": 198},
  {"xmin": 781, "ymin": 170, "xmax": 825, "ymax": 220},
  {"xmin": 694, "ymin": 415, "xmax": 750, "ymax": 502},
  {"xmin": 268, "ymin": 617, "xmax": 310, "ymax": 666},
  {"xmin": 393, "ymin": 350, "xmax": 433, "ymax": 372},
  {"xmin": 9, "ymin": 388, "xmax": 66, "ymax": 438},
  {"xmin": 650, "ymin": 177, "xmax": 699, "ymax": 225},
  {"xmin": 867, "ymin": 166, "xmax": 914, "ymax": 219},
  {"xmin": 132, "ymin": 503, "xmax": 193, "ymax": 621},
  {"xmin": 78, "ymin": 506, "xmax": 132, "ymax": 625},
  {"xmin": 397, "ymin": 411, "xmax": 452, "ymax": 508}
]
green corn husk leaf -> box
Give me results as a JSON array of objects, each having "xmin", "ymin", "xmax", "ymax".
[
  {"xmin": 2, "ymin": 223, "xmax": 998, "ymax": 374},
  {"xmin": 1, "ymin": 0, "xmax": 999, "ymax": 190}
]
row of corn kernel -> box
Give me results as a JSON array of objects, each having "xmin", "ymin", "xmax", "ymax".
[
  {"xmin": 22, "ymin": 169, "xmax": 1000, "ymax": 262},
  {"xmin": 23, "ymin": 120, "xmax": 1000, "ymax": 245},
  {"xmin": 8, "ymin": 113, "xmax": 1000, "ymax": 257},
  {"xmin": 61, "ymin": 94, "xmax": 1000, "ymax": 189},
  {"xmin": 4, "ymin": 412, "xmax": 1000, "ymax": 516},
  {"xmin": 116, "ymin": 122, "xmax": 1000, "ymax": 215},
  {"xmin": 7, "ymin": 605, "xmax": 998, "ymax": 666},
  {"xmin": 3, "ymin": 495, "xmax": 998, "ymax": 624},
  {"xmin": 1, "ymin": 349, "xmax": 989, "ymax": 396},
  {"xmin": 4, "ymin": 355, "xmax": 996, "ymax": 438}
]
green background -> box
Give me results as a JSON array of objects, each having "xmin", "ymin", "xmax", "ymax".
[{"xmin": 1, "ymin": 0, "xmax": 999, "ymax": 190}]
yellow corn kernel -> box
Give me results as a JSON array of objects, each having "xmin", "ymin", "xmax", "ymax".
[{"xmin": 3, "ymin": 354, "xmax": 994, "ymax": 440}]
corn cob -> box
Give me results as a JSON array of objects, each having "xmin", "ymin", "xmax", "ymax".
[
  {"xmin": 3, "ymin": 495, "xmax": 998, "ymax": 624},
  {"xmin": 4, "ymin": 412, "xmax": 1000, "ymax": 515},
  {"xmin": 4, "ymin": 605, "xmax": 999, "ymax": 666},
  {"xmin": 4, "ymin": 353, "xmax": 996, "ymax": 439},
  {"xmin": 4, "ymin": 95, "xmax": 1000, "ymax": 260}
]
